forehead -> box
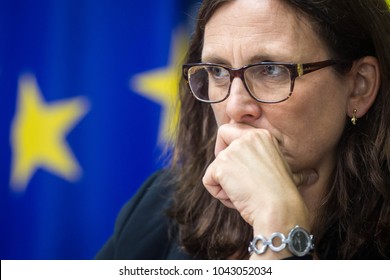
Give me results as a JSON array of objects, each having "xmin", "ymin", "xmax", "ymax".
[{"xmin": 202, "ymin": 0, "xmax": 329, "ymax": 64}]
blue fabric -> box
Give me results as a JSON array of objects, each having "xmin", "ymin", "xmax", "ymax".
[{"xmin": 0, "ymin": 0, "xmax": 195, "ymax": 259}]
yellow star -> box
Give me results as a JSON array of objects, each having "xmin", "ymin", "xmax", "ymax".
[
  {"xmin": 10, "ymin": 74, "xmax": 89, "ymax": 192},
  {"xmin": 131, "ymin": 30, "xmax": 188, "ymax": 143}
]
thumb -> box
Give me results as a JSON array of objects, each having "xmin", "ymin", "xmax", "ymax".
[{"xmin": 292, "ymin": 169, "xmax": 319, "ymax": 187}]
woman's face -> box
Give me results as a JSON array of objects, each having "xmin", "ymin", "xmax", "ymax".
[{"xmin": 202, "ymin": 0, "xmax": 352, "ymax": 210}]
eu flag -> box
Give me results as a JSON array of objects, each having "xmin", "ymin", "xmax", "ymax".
[{"xmin": 0, "ymin": 0, "xmax": 195, "ymax": 259}]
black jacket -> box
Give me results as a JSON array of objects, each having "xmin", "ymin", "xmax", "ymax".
[{"xmin": 96, "ymin": 170, "xmax": 192, "ymax": 259}]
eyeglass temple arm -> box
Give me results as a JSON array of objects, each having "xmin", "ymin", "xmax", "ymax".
[
  {"xmin": 297, "ymin": 60, "xmax": 343, "ymax": 77},
  {"xmin": 182, "ymin": 66, "xmax": 189, "ymax": 80}
]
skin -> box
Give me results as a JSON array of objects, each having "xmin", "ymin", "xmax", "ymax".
[{"xmin": 201, "ymin": 0, "xmax": 362, "ymax": 259}]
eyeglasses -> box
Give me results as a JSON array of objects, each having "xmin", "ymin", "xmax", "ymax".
[{"xmin": 183, "ymin": 60, "xmax": 347, "ymax": 104}]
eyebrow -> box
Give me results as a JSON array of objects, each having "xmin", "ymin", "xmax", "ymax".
[
  {"xmin": 201, "ymin": 55, "xmax": 230, "ymax": 65},
  {"xmin": 201, "ymin": 53, "xmax": 288, "ymax": 66}
]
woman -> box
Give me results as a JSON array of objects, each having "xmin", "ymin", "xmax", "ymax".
[{"xmin": 97, "ymin": 0, "xmax": 390, "ymax": 259}]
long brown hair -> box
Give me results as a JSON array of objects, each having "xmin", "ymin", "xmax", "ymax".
[{"xmin": 169, "ymin": 0, "xmax": 390, "ymax": 259}]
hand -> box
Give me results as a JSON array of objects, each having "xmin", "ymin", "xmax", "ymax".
[{"xmin": 202, "ymin": 123, "xmax": 316, "ymax": 231}]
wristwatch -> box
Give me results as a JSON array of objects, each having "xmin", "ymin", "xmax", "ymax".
[
  {"xmin": 248, "ymin": 225, "xmax": 314, "ymax": 257},
  {"xmin": 287, "ymin": 225, "xmax": 314, "ymax": 257}
]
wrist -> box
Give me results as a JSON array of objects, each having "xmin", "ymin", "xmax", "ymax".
[{"xmin": 248, "ymin": 225, "xmax": 314, "ymax": 259}]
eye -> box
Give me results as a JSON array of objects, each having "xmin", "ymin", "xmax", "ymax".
[
  {"xmin": 207, "ymin": 66, "xmax": 229, "ymax": 80},
  {"xmin": 248, "ymin": 64, "xmax": 290, "ymax": 82},
  {"xmin": 263, "ymin": 65, "xmax": 285, "ymax": 77}
]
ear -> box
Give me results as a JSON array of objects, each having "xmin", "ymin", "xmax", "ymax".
[{"xmin": 347, "ymin": 56, "xmax": 380, "ymax": 119}]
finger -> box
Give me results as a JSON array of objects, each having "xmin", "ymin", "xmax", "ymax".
[
  {"xmin": 292, "ymin": 169, "xmax": 319, "ymax": 187},
  {"xmin": 202, "ymin": 162, "xmax": 226, "ymax": 199},
  {"xmin": 215, "ymin": 189, "xmax": 230, "ymax": 201},
  {"xmin": 214, "ymin": 123, "xmax": 255, "ymax": 156},
  {"xmin": 220, "ymin": 199, "xmax": 236, "ymax": 209},
  {"xmin": 202, "ymin": 165, "xmax": 236, "ymax": 208}
]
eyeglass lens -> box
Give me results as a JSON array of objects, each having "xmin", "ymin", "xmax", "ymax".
[{"xmin": 187, "ymin": 65, "xmax": 292, "ymax": 103}]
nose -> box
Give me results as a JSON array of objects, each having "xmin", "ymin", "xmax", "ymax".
[{"xmin": 225, "ymin": 77, "xmax": 262, "ymax": 123}]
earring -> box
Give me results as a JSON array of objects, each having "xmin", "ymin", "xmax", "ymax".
[{"xmin": 351, "ymin": 109, "xmax": 357, "ymax": 125}]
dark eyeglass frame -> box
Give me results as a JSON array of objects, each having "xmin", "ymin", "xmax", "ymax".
[{"xmin": 183, "ymin": 60, "xmax": 349, "ymax": 104}]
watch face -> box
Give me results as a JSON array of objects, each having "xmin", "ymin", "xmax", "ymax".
[
  {"xmin": 292, "ymin": 231, "xmax": 307, "ymax": 251},
  {"xmin": 289, "ymin": 227, "xmax": 312, "ymax": 257}
]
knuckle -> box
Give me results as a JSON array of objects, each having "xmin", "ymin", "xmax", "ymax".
[
  {"xmin": 217, "ymin": 123, "xmax": 230, "ymax": 135},
  {"xmin": 216, "ymin": 148, "xmax": 230, "ymax": 162},
  {"xmin": 243, "ymin": 128, "xmax": 272, "ymax": 143}
]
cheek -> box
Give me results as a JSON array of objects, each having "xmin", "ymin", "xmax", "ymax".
[
  {"xmin": 280, "ymin": 80, "xmax": 348, "ymax": 169},
  {"xmin": 211, "ymin": 103, "xmax": 226, "ymax": 126}
]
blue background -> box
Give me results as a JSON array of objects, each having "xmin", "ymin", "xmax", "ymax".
[{"xmin": 0, "ymin": 0, "xmax": 196, "ymax": 259}]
